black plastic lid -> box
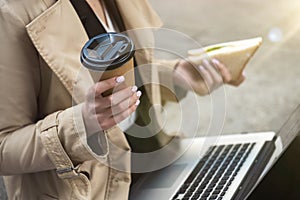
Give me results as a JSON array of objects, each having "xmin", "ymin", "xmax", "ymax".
[{"xmin": 80, "ymin": 32, "xmax": 135, "ymax": 71}]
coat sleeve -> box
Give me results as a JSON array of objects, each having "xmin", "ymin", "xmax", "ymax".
[
  {"xmin": 154, "ymin": 59, "xmax": 188, "ymax": 102},
  {"xmin": 0, "ymin": 2, "xmax": 110, "ymax": 175}
]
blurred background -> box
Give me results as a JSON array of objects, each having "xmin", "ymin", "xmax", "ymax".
[
  {"xmin": 150, "ymin": 0, "xmax": 300, "ymax": 137},
  {"xmin": 1, "ymin": 0, "xmax": 299, "ymax": 198}
]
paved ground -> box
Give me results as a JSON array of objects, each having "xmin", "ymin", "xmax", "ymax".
[
  {"xmin": 1, "ymin": 0, "xmax": 299, "ymax": 198},
  {"xmin": 0, "ymin": 178, "xmax": 5, "ymax": 200}
]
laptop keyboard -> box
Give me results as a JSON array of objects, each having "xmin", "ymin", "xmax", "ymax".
[{"xmin": 172, "ymin": 143, "xmax": 255, "ymax": 200}]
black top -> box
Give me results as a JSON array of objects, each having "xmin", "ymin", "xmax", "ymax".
[
  {"xmin": 70, "ymin": 0, "xmax": 126, "ymax": 38},
  {"xmin": 70, "ymin": 0, "xmax": 105, "ymax": 38}
]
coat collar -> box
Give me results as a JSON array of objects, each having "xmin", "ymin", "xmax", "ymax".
[
  {"xmin": 26, "ymin": 0, "xmax": 94, "ymax": 103},
  {"xmin": 26, "ymin": 0, "xmax": 163, "ymax": 104}
]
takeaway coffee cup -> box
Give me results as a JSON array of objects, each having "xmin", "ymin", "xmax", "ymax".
[{"xmin": 81, "ymin": 32, "xmax": 135, "ymax": 96}]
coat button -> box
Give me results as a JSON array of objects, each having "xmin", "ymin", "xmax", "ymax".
[{"xmin": 114, "ymin": 178, "xmax": 119, "ymax": 183}]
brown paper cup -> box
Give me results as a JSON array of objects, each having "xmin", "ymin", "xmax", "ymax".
[
  {"xmin": 81, "ymin": 33, "xmax": 135, "ymax": 96},
  {"xmin": 90, "ymin": 58, "xmax": 135, "ymax": 96}
]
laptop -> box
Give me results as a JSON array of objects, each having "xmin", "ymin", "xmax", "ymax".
[
  {"xmin": 246, "ymin": 133, "xmax": 300, "ymax": 200},
  {"xmin": 245, "ymin": 105, "xmax": 300, "ymax": 200},
  {"xmin": 129, "ymin": 105, "xmax": 300, "ymax": 200}
]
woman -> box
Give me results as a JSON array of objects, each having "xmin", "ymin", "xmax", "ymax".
[{"xmin": 0, "ymin": 0, "xmax": 244, "ymax": 199}]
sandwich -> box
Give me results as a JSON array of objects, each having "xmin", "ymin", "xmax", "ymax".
[{"xmin": 187, "ymin": 37, "xmax": 263, "ymax": 82}]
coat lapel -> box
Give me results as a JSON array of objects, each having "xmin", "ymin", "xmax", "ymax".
[{"xmin": 26, "ymin": 0, "xmax": 93, "ymax": 104}]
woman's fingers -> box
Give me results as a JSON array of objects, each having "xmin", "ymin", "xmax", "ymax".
[
  {"xmin": 93, "ymin": 76, "xmax": 125, "ymax": 97},
  {"xmin": 212, "ymin": 59, "xmax": 232, "ymax": 83},
  {"xmin": 83, "ymin": 75, "xmax": 142, "ymax": 132},
  {"xmin": 99, "ymin": 100, "xmax": 140, "ymax": 130},
  {"xmin": 102, "ymin": 101, "xmax": 140, "ymax": 129},
  {"xmin": 173, "ymin": 58, "xmax": 245, "ymax": 97},
  {"xmin": 111, "ymin": 90, "xmax": 141, "ymax": 116},
  {"xmin": 94, "ymin": 85, "xmax": 137, "ymax": 110},
  {"xmin": 198, "ymin": 65, "xmax": 213, "ymax": 87},
  {"xmin": 98, "ymin": 90, "xmax": 141, "ymax": 117},
  {"xmin": 105, "ymin": 85, "xmax": 138, "ymax": 106},
  {"xmin": 211, "ymin": 58, "xmax": 245, "ymax": 86},
  {"xmin": 202, "ymin": 59, "xmax": 223, "ymax": 84},
  {"xmin": 198, "ymin": 59, "xmax": 226, "ymax": 93},
  {"xmin": 94, "ymin": 89, "xmax": 141, "ymax": 131}
]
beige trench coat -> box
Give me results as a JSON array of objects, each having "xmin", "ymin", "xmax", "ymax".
[{"xmin": 0, "ymin": 0, "xmax": 181, "ymax": 199}]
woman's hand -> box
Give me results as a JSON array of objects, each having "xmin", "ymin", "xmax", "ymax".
[
  {"xmin": 173, "ymin": 58, "xmax": 245, "ymax": 95},
  {"xmin": 82, "ymin": 76, "xmax": 141, "ymax": 136}
]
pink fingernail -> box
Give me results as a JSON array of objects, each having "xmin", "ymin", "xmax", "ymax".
[
  {"xmin": 135, "ymin": 100, "xmax": 140, "ymax": 106},
  {"xmin": 212, "ymin": 59, "xmax": 220, "ymax": 65},
  {"xmin": 203, "ymin": 59, "xmax": 210, "ymax": 65},
  {"xmin": 198, "ymin": 65, "xmax": 205, "ymax": 70},
  {"xmin": 136, "ymin": 91, "xmax": 142, "ymax": 97},
  {"xmin": 131, "ymin": 86, "xmax": 138, "ymax": 92},
  {"xmin": 116, "ymin": 76, "xmax": 125, "ymax": 83}
]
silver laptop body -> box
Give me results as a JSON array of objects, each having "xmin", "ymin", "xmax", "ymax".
[{"xmin": 129, "ymin": 132, "xmax": 282, "ymax": 200}]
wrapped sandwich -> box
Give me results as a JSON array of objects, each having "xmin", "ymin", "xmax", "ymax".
[{"xmin": 187, "ymin": 37, "xmax": 263, "ymax": 82}]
